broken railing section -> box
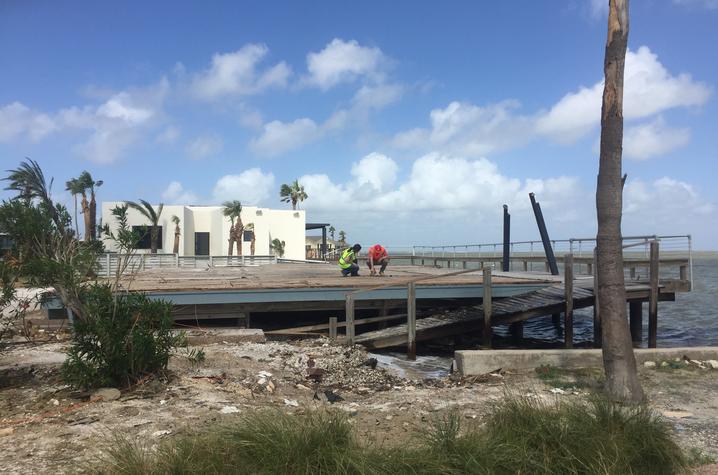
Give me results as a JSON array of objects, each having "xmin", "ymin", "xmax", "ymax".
[{"xmin": 529, "ymin": 192, "xmax": 559, "ymax": 276}]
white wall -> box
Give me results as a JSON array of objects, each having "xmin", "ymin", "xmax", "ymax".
[{"xmin": 101, "ymin": 202, "xmax": 306, "ymax": 259}]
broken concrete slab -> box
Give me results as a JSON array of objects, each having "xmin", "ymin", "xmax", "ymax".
[
  {"xmin": 454, "ymin": 347, "xmax": 718, "ymax": 376},
  {"xmin": 183, "ymin": 328, "xmax": 266, "ymax": 345}
]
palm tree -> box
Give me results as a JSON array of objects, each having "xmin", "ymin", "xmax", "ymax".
[
  {"xmin": 245, "ymin": 223, "xmax": 256, "ymax": 256},
  {"xmin": 338, "ymin": 230, "xmax": 347, "ymax": 246},
  {"xmin": 270, "ymin": 238, "xmax": 286, "ymax": 258},
  {"xmin": 65, "ymin": 178, "xmax": 84, "ymax": 238},
  {"xmin": 222, "ymin": 200, "xmax": 243, "ymax": 256},
  {"xmin": 126, "ymin": 199, "xmax": 164, "ymax": 254},
  {"xmin": 4, "ymin": 159, "xmax": 64, "ymax": 232},
  {"xmin": 79, "ymin": 171, "xmax": 102, "ymax": 241},
  {"xmin": 279, "ymin": 180, "xmax": 308, "ymax": 210},
  {"xmin": 328, "ymin": 226, "xmax": 335, "ymax": 242},
  {"xmin": 171, "ymin": 215, "xmax": 181, "ymax": 254}
]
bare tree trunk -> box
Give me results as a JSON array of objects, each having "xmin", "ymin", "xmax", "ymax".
[
  {"xmin": 235, "ymin": 224, "xmax": 244, "ymax": 256},
  {"xmin": 150, "ymin": 226, "xmax": 158, "ymax": 254},
  {"xmin": 89, "ymin": 190, "xmax": 97, "ymax": 240},
  {"xmin": 227, "ymin": 223, "xmax": 235, "ymax": 256},
  {"xmin": 597, "ymin": 0, "xmax": 644, "ymax": 403},
  {"xmin": 81, "ymin": 194, "xmax": 90, "ymax": 242},
  {"xmin": 173, "ymin": 225, "xmax": 180, "ymax": 254},
  {"xmin": 250, "ymin": 236, "xmax": 256, "ymax": 256},
  {"xmin": 73, "ymin": 195, "xmax": 79, "ymax": 238}
]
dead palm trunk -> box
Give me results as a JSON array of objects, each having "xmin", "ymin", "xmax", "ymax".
[
  {"xmin": 227, "ymin": 222, "xmax": 235, "ymax": 256},
  {"xmin": 89, "ymin": 189, "xmax": 97, "ymax": 240},
  {"xmin": 596, "ymin": 0, "xmax": 644, "ymax": 403},
  {"xmin": 173, "ymin": 224, "xmax": 180, "ymax": 254},
  {"xmin": 73, "ymin": 194, "xmax": 79, "ymax": 237},
  {"xmin": 235, "ymin": 218, "xmax": 244, "ymax": 256},
  {"xmin": 250, "ymin": 235, "xmax": 256, "ymax": 256},
  {"xmin": 81, "ymin": 193, "xmax": 90, "ymax": 242}
]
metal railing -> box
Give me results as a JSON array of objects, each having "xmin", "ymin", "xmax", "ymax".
[{"xmin": 98, "ymin": 253, "xmax": 279, "ymax": 276}]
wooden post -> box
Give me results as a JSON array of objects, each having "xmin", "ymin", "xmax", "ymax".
[
  {"xmin": 378, "ymin": 300, "xmax": 389, "ymax": 330},
  {"xmin": 587, "ymin": 262, "xmax": 593, "ymax": 275},
  {"xmin": 593, "ymin": 248, "xmax": 601, "ymax": 348},
  {"xmin": 679, "ymin": 265, "xmax": 687, "ymax": 281},
  {"xmin": 648, "ymin": 241, "xmax": 659, "ymax": 348},
  {"xmin": 329, "ymin": 317, "xmax": 338, "ymax": 341},
  {"xmin": 564, "ymin": 253, "xmax": 574, "ymax": 348},
  {"xmin": 345, "ymin": 294, "xmax": 355, "ymax": 346},
  {"xmin": 523, "ymin": 260, "xmax": 528, "ymax": 272},
  {"xmin": 629, "ymin": 301, "xmax": 642, "ymax": 346},
  {"xmin": 482, "ymin": 267, "xmax": 492, "ymax": 348},
  {"xmin": 407, "ymin": 282, "xmax": 416, "ymax": 360},
  {"xmin": 629, "ymin": 266, "xmax": 636, "ymax": 280}
]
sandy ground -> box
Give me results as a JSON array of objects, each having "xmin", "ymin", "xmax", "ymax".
[{"xmin": 1, "ymin": 339, "xmax": 717, "ymax": 474}]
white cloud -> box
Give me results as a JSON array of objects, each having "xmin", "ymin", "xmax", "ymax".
[
  {"xmin": 191, "ymin": 44, "xmax": 291, "ymax": 100},
  {"xmin": 392, "ymin": 100, "xmax": 533, "ymax": 156},
  {"xmin": 212, "ymin": 168, "xmax": 275, "ymax": 205},
  {"xmin": 352, "ymin": 83, "xmax": 403, "ymax": 112},
  {"xmin": 624, "ymin": 177, "xmax": 713, "ymax": 230},
  {"xmin": 304, "ymin": 39, "xmax": 387, "ymax": 90},
  {"xmin": 0, "ymin": 102, "xmax": 58, "ymax": 142},
  {"xmin": 59, "ymin": 78, "xmax": 170, "ymax": 164},
  {"xmin": 535, "ymin": 46, "xmax": 711, "ymax": 142},
  {"xmin": 187, "ymin": 134, "xmax": 223, "ymax": 159},
  {"xmin": 300, "ymin": 152, "xmax": 581, "ymax": 218},
  {"xmin": 589, "ymin": 0, "xmax": 608, "ymax": 18},
  {"xmin": 623, "ymin": 117, "xmax": 690, "ymax": 160},
  {"xmin": 249, "ymin": 118, "xmax": 320, "ymax": 157},
  {"xmin": 162, "ymin": 181, "xmax": 199, "ymax": 204},
  {"xmin": 156, "ymin": 125, "xmax": 180, "ymax": 144}
]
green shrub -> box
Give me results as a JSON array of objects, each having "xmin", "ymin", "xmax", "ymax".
[{"xmin": 62, "ymin": 284, "xmax": 183, "ymax": 389}]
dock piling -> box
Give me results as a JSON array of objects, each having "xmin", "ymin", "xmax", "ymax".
[
  {"xmin": 629, "ymin": 301, "xmax": 642, "ymax": 346},
  {"xmin": 345, "ymin": 294, "xmax": 355, "ymax": 346},
  {"xmin": 564, "ymin": 253, "xmax": 574, "ymax": 348},
  {"xmin": 649, "ymin": 241, "xmax": 659, "ymax": 348},
  {"xmin": 329, "ymin": 317, "xmax": 338, "ymax": 340},
  {"xmin": 482, "ymin": 267, "xmax": 493, "ymax": 348},
  {"xmin": 407, "ymin": 282, "xmax": 416, "ymax": 360}
]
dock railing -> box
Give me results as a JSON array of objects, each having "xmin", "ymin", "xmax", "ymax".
[{"xmin": 97, "ymin": 253, "xmax": 279, "ymax": 276}]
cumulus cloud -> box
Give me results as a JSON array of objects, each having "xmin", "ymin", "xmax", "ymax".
[
  {"xmin": 394, "ymin": 46, "xmax": 710, "ymax": 158},
  {"xmin": 589, "ymin": 0, "xmax": 608, "ymax": 18},
  {"xmin": 0, "ymin": 102, "xmax": 58, "ymax": 142},
  {"xmin": 299, "ymin": 152, "xmax": 582, "ymax": 219},
  {"xmin": 212, "ymin": 168, "xmax": 275, "ymax": 205},
  {"xmin": 249, "ymin": 118, "xmax": 320, "ymax": 157},
  {"xmin": 191, "ymin": 44, "xmax": 290, "ymax": 100},
  {"xmin": 392, "ymin": 100, "xmax": 534, "ymax": 156},
  {"xmin": 162, "ymin": 181, "xmax": 199, "ymax": 204},
  {"xmin": 58, "ymin": 78, "xmax": 169, "ymax": 163},
  {"xmin": 186, "ymin": 134, "xmax": 223, "ymax": 159},
  {"xmin": 304, "ymin": 39, "xmax": 387, "ymax": 90},
  {"xmin": 535, "ymin": 46, "xmax": 711, "ymax": 142},
  {"xmin": 623, "ymin": 117, "xmax": 691, "ymax": 160}
]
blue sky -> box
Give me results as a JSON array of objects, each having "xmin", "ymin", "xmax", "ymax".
[{"xmin": 1, "ymin": 0, "xmax": 717, "ymax": 248}]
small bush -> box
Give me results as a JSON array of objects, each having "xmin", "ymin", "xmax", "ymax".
[
  {"xmin": 96, "ymin": 397, "xmax": 691, "ymax": 475},
  {"xmin": 62, "ymin": 284, "xmax": 182, "ymax": 389}
]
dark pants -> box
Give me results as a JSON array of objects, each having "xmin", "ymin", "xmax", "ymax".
[
  {"xmin": 341, "ymin": 263, "xmax": 360, "ymax": 276},
  {"xmin": 366, "ymin": 257, "xmax": 389, "ymax": 273}
]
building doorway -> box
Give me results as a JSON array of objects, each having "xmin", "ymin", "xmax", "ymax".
[{"xmin": 194, "ymin": 232, "xmax": 210, "ymax": 256}]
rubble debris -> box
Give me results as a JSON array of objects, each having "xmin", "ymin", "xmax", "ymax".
[
  {"xmin": 220, "ymin": 406, "xmax": 240, "ymax": 414},
  {"xmin": 283, "ymin": 399, "xmax": 299, "ymax": 407},
  {"xmin": 90, "ymin": 388, "xmax": 121, "ymax": 402}
]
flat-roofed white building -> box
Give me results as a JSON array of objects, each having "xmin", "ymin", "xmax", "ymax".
[{"xmin": 101, "ymin": 203, "xmax": 306, "ymax": 260}]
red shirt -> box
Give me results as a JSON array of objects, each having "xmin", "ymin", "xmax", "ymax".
[{"xmin": 368, "ymin": 245, "xmax": 388, "ymax": 261}]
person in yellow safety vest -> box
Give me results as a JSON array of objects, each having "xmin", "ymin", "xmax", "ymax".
[{"xmin": 339, "ymin": 244, "xmax": 361, "ymax": 276}]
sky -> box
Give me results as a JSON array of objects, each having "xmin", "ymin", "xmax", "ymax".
[{"xmin": 1, "ymin": 0, "xmax": 717, "ymax": 249}]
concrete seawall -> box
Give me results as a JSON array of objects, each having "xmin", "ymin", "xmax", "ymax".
[{"xmin": 455, "ymin": 347, "xmax": 718, "ymax": 376}]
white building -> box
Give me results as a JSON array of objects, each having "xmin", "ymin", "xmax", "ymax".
[{"xmin": 101, "ymin": 203, "xmax": 306, "ymax": 260}]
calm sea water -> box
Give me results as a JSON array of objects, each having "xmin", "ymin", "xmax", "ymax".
[{"xmin": 495, "ymin": 257, "xmax": 718, "ymax": 347}]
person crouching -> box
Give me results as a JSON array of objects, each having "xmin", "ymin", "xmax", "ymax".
[
  {"xmin": 339, "ymin": 244, "xmax": 361, "ymax": 276},
  {"xmin": 367, "ymin": 244, "xmax": 390, "ymax": 276}
]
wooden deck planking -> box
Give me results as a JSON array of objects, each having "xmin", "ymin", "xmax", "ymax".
[{"xmin": 116, "ymin": 264, "xmax": 556, "ymax": 293}]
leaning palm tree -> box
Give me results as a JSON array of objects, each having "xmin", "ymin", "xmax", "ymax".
[
  {"xmin": 279, "ymin": 180, "xmax": 308, "ymax": 210},
  {"xmin": 4, "ymin": 159, "xmax": 65, "ymax": 232},
  {"xmin": 79, "ymin": 171, "xmax": 102, "ymax": 241},
  {"xmin": 65, "ymin": 178, "xmax": 84, "ymax": 238},
  {"xmin": 126, "ymin": 199, "xmax": 164, "ymax": 254},
  {"xmin": 270, "ymin": 238, "xmax": 286, "ymax": 258},
  {"xmin": 328, "ymin": 226, "xmax": 336, "ymax": 242},
  {"xmin": 222, "ymin": 200, "xmax": 243, "ymax": 256},
  {"xmin": 338, "ymin": 230, "xmax": 347, "ymax": 246},
  {"xmin": 245, "ymin": 223, "xmax": 256, "ymax": 256},
  {"xmin": 171, "ymin": 215, "xmax": 181, "ymax": 254}
]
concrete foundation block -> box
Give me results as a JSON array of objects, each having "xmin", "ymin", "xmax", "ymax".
[{"xmin": 454, "ymin": 347, "xmax": 718, "ymax": 376}]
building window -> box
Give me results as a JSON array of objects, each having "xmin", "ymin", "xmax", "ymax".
[
  {"xmin": 132, "ymin": 226, "xmax": 163, "ymax": 249},
  {"xmin": 0, "ymin": 233, "xmax": 12, "ymax": 253},
  {"xmin": 243, "ymin": 230, "xmax": 254, "ymax": 242}
]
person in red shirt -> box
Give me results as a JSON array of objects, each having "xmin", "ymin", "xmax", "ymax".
[{"xmin": 367, "ymin": 244, "xmax": 390, "ymax": 276}]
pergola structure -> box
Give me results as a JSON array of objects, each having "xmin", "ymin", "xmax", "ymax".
[{"xmin": 305, "ymin": 222, "xmax": 331, "ymax": 260}]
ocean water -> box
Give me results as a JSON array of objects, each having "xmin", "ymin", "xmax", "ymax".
[{"xmin": 504, "ymin": 257, "xmax": 718, "ymax": 347}]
